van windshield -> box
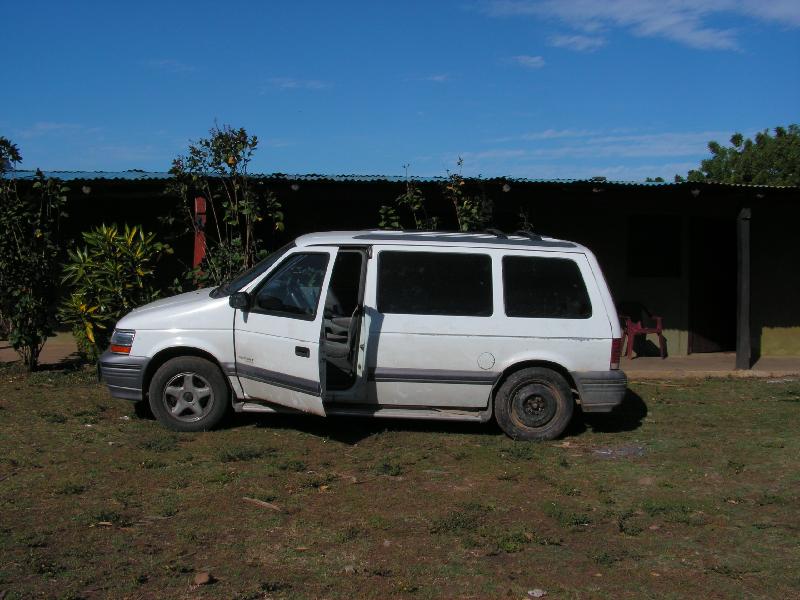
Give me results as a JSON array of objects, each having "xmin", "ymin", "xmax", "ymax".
[{"xmin": 209, "ymin": 242, "xmax": 295, "ymax": 298}]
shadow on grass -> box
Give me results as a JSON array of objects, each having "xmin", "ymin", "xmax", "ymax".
[
  {"xmin": 226, "ymin": 411, "xmax": 504, "ymax": 445},
  {"xmin": 41, "ymin": 353, "xmax": 85, "ymax": 372},
  {"xmin": 126, "ymin": 389, "xmax": 646, "ymax": 444},
  {"xmin": 568, "ymin": 389, "xmax": 648, "ymax": 437}
]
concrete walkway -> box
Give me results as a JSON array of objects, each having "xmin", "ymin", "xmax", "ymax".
[
  {"xmin": 0, "ymin": 332, "xmax": 80, "ymax": 368},
  {"xmin": 2, "ymin": 334, "xmax": 799, "ymax": 379},
  {"xmin": 622, "ymin": 353, "xmax": 800, "ymax": 379}
]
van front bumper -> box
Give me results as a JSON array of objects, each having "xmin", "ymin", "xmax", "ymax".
[
  {"xmin": 573, "ymin": 370, "xmax": 627, "ymax": 413},
  {"xmin": 98, "ymin": 351, "xmax": 148, "ymax": 401}
]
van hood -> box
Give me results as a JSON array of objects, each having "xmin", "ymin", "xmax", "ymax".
[
  {"xmin": 130, "ymin": 288, "xmax": 214, "ymax": 314},
  {"xmin": 116, "ymin": 287, "xmax": 233, "ymax": 331}
]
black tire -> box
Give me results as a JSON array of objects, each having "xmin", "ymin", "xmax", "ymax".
[
  {"xmin": 148, "ymin": 356, "xmax": 230, "ymax": 432},
  {"xmin": 494, "ymin": 367, "xmax": 574, "ymax": 441}
]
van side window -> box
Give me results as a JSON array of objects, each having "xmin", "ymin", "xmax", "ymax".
[
  {"xmin": 253, "ymin": 253, "xmax": 330, "ymax": 320},
  {"xmin": 378, "ymin": 251, "xmax": 492, "ymax": 316},
  {"xmin": 503, "ymin": 256, "xmax": 592, "ymax": 319}
]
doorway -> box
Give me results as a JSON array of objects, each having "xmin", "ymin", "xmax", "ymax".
[
  {"xmin": 322, "ymin": 250, "xmax": 367, "ymax": 390},
  {"xmin": 688, "ymin": 217, "xmax": 737, "ymax": 353}
]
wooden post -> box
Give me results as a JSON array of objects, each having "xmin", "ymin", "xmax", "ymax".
[
  {"xmin": 193, "ymin": 196, "xmax": 207, "ymax": 269},
  {"xmin": 736, "ymin": 207, "xmax": 751, "ymax": 369}
]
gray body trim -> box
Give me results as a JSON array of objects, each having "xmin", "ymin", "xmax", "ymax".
[
  {"xmin": 236, "ymin": 363, "xmax": 321, "ymax": 396},
  {"xmin": 221, "ymin": 362, "xmax": 237, "ymax": 377},
  {"xmin": 351, "ymin": 233, "xmax": 575, "ymax": 248},
  {"xmin": 99, "ymin": 351, "xmax": 149, "ymax": 401},
  {"xmin": 572, "ymin": 370, "xmax": 628, "ymax": 413},
  {"xmin": 369, "ymin": 367, "xmax": 498, "ymax": 385},
  {"xmin": 235, "ymin": 400, "xmax": 494, "ymax": 423}
]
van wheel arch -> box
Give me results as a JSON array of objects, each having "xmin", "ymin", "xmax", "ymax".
[
  {"xmin": 492, "ymin": 360, "xmax": 577, "ymax": 402},
  {"xmin": 143, "ymin": 347, "xmax": 233, "ymax": 402}
]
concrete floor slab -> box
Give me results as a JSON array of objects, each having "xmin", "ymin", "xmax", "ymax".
[{"xmin": 622, "ymin": 353, "xmax": 800, "ymax": 379}]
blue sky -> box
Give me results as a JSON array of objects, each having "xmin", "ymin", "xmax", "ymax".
[{"xmin": 2, "ymin": 0, "xmax": 798, "ymax": 180}]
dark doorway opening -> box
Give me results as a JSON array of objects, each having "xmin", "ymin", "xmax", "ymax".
[{"xmin": 688, "ymin": 217, "xmax": 737, "ymax": 353}]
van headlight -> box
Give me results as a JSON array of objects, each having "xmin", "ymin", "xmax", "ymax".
[{"xmin": 110, "ymin": 329, "xmax": 136, "ymax": 354}]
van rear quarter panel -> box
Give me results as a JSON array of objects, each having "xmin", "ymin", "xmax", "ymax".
[{"xmin": 366, "ymin": 247, "xmax": 614, "ymax": 408}]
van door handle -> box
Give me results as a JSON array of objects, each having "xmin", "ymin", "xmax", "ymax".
[{"xmin": 295, "ymin": 346, "xmax": 310, "ymax": 358}]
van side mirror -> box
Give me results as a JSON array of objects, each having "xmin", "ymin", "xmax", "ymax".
[{"xmin": 229, "ymin": 291, "xmax": 251, "ymax": 310}]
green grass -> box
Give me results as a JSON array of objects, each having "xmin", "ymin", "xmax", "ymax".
[{"xmin": 1, "ymin": 368, "xmax": 799, "ymax": 598}]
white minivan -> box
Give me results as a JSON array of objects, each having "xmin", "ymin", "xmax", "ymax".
[{"xmin": 100, "ymin": 230, "xmax": 626, "ymax": 440}]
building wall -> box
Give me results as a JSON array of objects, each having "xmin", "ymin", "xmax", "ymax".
[
  {"xmin": 752, "ymin": 204, "xmax": 800, "ymax": 356},
  {"xmin": 24, "ymin": 176, "xmax": 799, "ymax": 357}
]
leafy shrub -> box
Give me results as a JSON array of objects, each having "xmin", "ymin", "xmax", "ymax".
[
  {"xmin": 0, "ymin": 138, "xmax": 69, "ymax": 370},
  {"xmin": 60, "ymin": 224, "xmax": 172, "ymax": 359},
  {"xmin": 379, "ymin": 167, "xmax": 438, "ymax": 230},
  {"xmin": 442, "ymin": 157, "xmax": 493, "ymax": 232}
]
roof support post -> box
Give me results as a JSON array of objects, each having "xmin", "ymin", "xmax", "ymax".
[
  {"xmin": 736, "ymin": 207, "xmax": 752, "ymax": 370},
  {"xmin": 193, "ymin": 196, "xmax": 207, "ymax": 270}
]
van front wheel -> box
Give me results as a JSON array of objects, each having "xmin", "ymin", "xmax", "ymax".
[
  {"xmin": 494, "ymin": 367, "xmax": 573, "ymax": 441},
  {"xmin": 148, "ymin": 357, "xmax": 230, "ymax": 432}
]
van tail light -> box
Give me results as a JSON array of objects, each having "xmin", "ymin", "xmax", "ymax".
[
  {"xmin": 110, "ymin": 329, "xmax": 136, "ymax": 354},
  {"xmin": 610, "ymin": 338, "xmax": 622, "ymax": 370}
]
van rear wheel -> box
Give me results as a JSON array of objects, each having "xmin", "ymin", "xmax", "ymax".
[
  {"xmin": 148, "ymin": 357, "xmax": 230, "ymax": 432},
  {"xmin": 494, "ymin": 367, "xmax": 573, "ymax": 441}
]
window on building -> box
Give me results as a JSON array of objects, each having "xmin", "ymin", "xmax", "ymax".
[
  {"xmin": 503, "ymin": 256, "xmax": 592, "ymax": 319},
  {"xmin": 378, "ymin": 251, "xmax": 493, "ymax": 316}
]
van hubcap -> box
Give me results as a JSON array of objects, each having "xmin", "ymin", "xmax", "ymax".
[
  {"xmin": 512, "ymin": 383, "xmax": 557, "ymax": 428},
  {"xmin": 163, "ymin": 372, "xmax": 215, "ymax": 422}
]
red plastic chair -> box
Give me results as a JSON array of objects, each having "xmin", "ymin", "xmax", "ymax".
[{"xmin": 619, "ymin": 308, "xmax": 666, "ymax": 359}]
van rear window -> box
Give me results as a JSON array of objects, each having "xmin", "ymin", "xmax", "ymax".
[
  {"xmin": 378, "ymin": 251, "xmax": 492, "ymax": 316},
  {"xmin": 503, "ymin": 256, "xmax": 591, "ymax": 319}
]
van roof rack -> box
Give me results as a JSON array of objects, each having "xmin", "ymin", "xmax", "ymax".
[
  {"xmin": 483, "ymin": 228, "xmax": 544, "ymax": 242},
  {"xmin": 513, "ymin": 230, "xmax": 543, "ymax": 241}
]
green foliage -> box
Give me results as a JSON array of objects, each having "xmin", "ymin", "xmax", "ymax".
[
  {"xmin": 683, "ymin": 124, "xmax": 800, "ymax": 186},
  {"xmin": 378, "ymin": 166, "xmax": 438, "ymax": 230},
  {"xmin": 167, "ymin": 124, "xmax": 284, "ymax": 288},
  {"xmin": 442, "ymin": 157, "xmax": 492, "ymax": 231},
  {"xmin": 0, "ymin": 139, "xmax": 68, "ymax": 370},
  {"xmin": 517, "ymin": 208, "xmax": 535, "ymax": 233},
  {"xmin": 377, "ymin": 204, "xmax": 400, "ymax": 229},
  {"xmin": 59, "ymin": 224, "xmax": 172, "ymax": 360},
  {"xmin": 0, "ymin": 136, "xmax": 22, "ymax": 169},
  {"xmin": 378, "ymin": 159, "xmax": 493, "ymax": 231}
]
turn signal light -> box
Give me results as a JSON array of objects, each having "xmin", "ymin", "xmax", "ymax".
[{"xmin": 110, "ymin": 329, "xmax": 136, "ymax": 354}]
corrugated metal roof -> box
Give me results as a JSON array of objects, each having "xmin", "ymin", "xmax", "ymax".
[{"xmin": 3, "ymin": 170, "xmax": 797, "ymax": 189}]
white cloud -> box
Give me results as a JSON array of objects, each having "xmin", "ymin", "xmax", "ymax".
[
  {"xmin": 438, "ymin": 129, "xmax": 739, "ymax": 180},
  {"xmin": 265, "ymin": 78, "xmax": 329, "ymax": 91},
  {"xmin": 16, "ymin": 122, "xmax": 82, "ymax": 138},
  {"xmin": 483, "ymin": 0, "xmax": 800, "ymax": 50},
  {"xmin": 143, "ymin": 59, "xmax": 197, "ymax": 73},
  {"xmin": 519, "ymin": 128, "xmax": 600, "ymax": 141},
  {"xmin": 534, "ymin": 130, "xmax": 730, "ymax": 159},
  {"xmin": 511, "ymin": 54, "xmax": 546, "ymax": 68},
  {"xmin": 424, "ymin": 74, "xmax": 451, "ymax": 82},
  {"xmin": 548, "ymin": 34, "xmax": 605, "ymax": 52}
]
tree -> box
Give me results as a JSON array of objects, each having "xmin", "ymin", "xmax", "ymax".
[
  {"xmin": 680, "ymin": 124, "xmax": 800, "ymax": 186},
  {"xmin": 0, "ymin": 137, "xmax": 69, "ymax": 370},
  {"xmin": 167, "ymin": 124, "xmax": 284, "ymax": 288}
]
